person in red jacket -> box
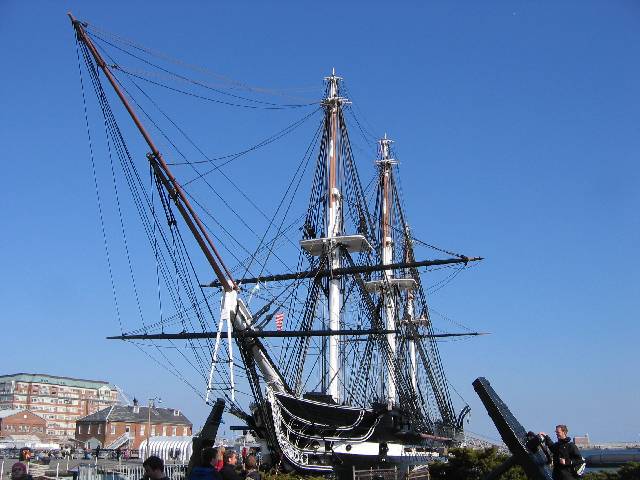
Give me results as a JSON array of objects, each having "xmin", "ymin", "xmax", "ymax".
[{"xmin": 214, "ymin": 447, "xmax": 225, "ymax": 472}]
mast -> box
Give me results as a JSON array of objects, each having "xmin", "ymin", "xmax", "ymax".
[
  {"xmin": 300, "ymin": 70, "xmax": 373, "ymax": 402},
  {"xmin": 325, "ymin": 70, "xmax": 343, "ymax": 403},
  {"xmin": 69, "ymin": 14, "xmax": 236, "ymax": 294},
  {"xmin": 378, "ymin": 135, "xmax": 397, "ymax": 407},
  {"xmin": 404, "ymin": 225, "xmax": 418, "ymax": 392},
  {"xmin": 70, "ymin": 14, "xmax": 290, "ymax": 398}
]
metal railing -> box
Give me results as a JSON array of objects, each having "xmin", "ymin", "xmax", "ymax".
[
  {"xmin": 105, "ymin": 433, "xmax": 132, "ymax": 450},
  {"xmin": 79, "ymin": 463, "xmax": 187, "ymax": 480},
  {"xmin": 353, "ymin": 466, "xmax": 399, "ymax": 480}
]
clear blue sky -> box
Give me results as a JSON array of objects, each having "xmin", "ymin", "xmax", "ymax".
[{"xmin": 1, "ymin": 1, "xmax": 639, "ymax": 444}]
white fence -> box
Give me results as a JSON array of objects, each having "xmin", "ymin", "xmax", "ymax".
[{"xmin": 79, "ymin": 463, "xmax": 187, "ymax": 480}]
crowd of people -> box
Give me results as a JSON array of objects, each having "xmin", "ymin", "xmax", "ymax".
[
  {"xmin": 7, "ymin": 447, "xmax": 263, "ymax": 480},
  {"xmin": 143, "ymin": 446, "xmax": 262, "ymax": 480}
]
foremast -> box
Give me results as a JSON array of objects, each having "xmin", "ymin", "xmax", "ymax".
[{"xmin": 325, "ymin": 70, "xmax": 344, "ymax": 403}]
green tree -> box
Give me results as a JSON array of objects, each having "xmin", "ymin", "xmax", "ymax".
[{"xmin": 429, "ymin": 447, "xmax": 527, "ymax": 480}]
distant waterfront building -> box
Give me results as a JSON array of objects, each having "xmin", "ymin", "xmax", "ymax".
[
  {"xmin": 0, "ymin": 373, "xmax": 118, "ymax": 440},
  {"xmin": 574, "ymin": 434, "xmax": 590, "ymax": 448},
  {"xmin": 0, "ymin": 409, "xmax": 47, "ymax": 440},
  {"xmin": 75, "ymin": 402, "xmax": 192, "ymax": 449}
]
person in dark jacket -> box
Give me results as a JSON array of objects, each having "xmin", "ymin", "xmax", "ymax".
[
  {"xmin": 220, "ymin": 451, "xmax": 242, "ymax": 480},
  {"xmin": 540, "ymin": 424, "xmax": 583, "ymax": 480},
  {"xmin": 188, "ymin": 447, "xmax": 221, "ymax": 480},
  {"xmin": 142, "ymin": 456, "xmax": 170, "ymax": 480},
  {"xmin": 243, "ymin": 455, "xmax": 261, "ymax": 480},
  {"xmin": 11, "ymin": 462, "xmax": 33, "ymax": 480}
]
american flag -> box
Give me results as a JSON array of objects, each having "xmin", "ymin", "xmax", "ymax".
[{"xmin": 275, "ymin": 312, "xmax": 285, "ymax": 331}]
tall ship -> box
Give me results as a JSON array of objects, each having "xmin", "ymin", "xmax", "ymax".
[{"xmin": 69, "ymin": 15, "xmax": 483, "ymax": 476}]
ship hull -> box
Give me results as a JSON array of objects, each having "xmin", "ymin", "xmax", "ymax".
[{"xmin": 251, "ymin": 390, "xmax": 447, "ymax": 477}]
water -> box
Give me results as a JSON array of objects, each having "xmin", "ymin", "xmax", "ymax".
[{"xmin": 581, "ymin": 448, "xmax": 640, "ymax": 473}]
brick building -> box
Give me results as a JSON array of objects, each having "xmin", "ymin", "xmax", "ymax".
[
  {"xmin": 75, "ymin": 404, "xmax": 192, "ymax": 449},
  {"xmin": 0, "ymin": 373, "xmax": 119, "ymax": 440},
  {"xmin": 0, "ymin": 409, "xmax": 47, "ymax": 440},
  {"xmin": 574, "ymin": 434, "xmax": 590, "ymax": 448}
]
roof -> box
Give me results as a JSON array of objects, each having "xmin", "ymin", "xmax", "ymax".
[
  {"xmin": 0, "ymin": 409, "xmax": 45, "ymax": 421},
  {"xmin": 77, "ymin": 405, "xmax": 192, "ymax": 426},
  {"xmin": 0, "ymin": 434, "xmax": 41, "ymax": 442},
  {"xmin": 0, "ymin": 409, "xmax": 23, "ymax": 419},
  {"xmin": 0, "ymin": 373, "xmax": 116, "ymax": 390}
]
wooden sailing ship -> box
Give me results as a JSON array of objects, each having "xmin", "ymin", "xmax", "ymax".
[{"xmin": 69, "ymin": 14, "xmax": 483, "ymax": 476}]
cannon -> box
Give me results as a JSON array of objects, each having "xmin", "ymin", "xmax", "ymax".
[{"xmin": 473, "ymin": 377, "xmax": 553, "ymax": 480}]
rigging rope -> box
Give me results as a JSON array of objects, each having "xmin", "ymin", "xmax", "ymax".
[
  {"xmin": 84, "ymin": 22, "xmax": 319, "ymax": 102},
  {"xmin": 89, "ymin": 31, "xmax": 319, "ymax": 109},
  {"xmin": 76, "ymin": 35, "xmax": 124, "ymax": 335}
]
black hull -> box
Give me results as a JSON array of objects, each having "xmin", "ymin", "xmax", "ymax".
[{"xmin": 250, "ymin": 391, "xmax": 452, "ymax": 477}]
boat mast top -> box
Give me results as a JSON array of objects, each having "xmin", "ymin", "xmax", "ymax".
[
  {"xmin": 322, "ymin": 68, "xmax": 349, "ymax": 238},
  {"xmin": 376, "ymin": 134, "xmax": 397, "ymax": 264}
]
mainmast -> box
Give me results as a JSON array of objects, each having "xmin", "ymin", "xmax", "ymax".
[
  {"xmin": 325, "ymin": 70, "xmax": 343, "ymax": 402},
  {"xmin": 378, "ymin": 135, "xmax": 397, "ymax": 406},
  {"xmin": 300, "ymin": 70, "xmax": 371, "ymax": 403}
]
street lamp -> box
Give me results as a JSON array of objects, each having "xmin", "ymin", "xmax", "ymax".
[{"xmin": 145, "ymin": 397, "xmax": 162, "ymax": 457}]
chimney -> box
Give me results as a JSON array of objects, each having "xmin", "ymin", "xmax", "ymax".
[{"xmin": 133, "ymin": 398, "xmax": 140, "ymax": 413}]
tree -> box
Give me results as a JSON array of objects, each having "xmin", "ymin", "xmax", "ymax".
[
  {"xmin": 583, "ymin": 462, "xmax": 640, "ymax": 480},
  {"xmin": 429, "ymin": 447, "xmax": 527, "ymax": 480}
]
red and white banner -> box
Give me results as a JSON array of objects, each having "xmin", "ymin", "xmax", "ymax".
[{"xmin": 275, "ymin": 312, "xmax": 284, "ymax": 331}]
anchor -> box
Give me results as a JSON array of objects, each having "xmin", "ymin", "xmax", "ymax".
[{"xmin": 474, "ymin": 377, "xmax": 554, "ymax": 480}]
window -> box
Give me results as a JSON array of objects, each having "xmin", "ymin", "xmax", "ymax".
[
  {"xmin": 98, "ymin": 424, "xmax": 102, "ymax": 434},
  {"xmin": 162, "ymin": 425, "xmax": 167, "ymax": 436},
  {"xmin": 151, "ymin": 425, "xmax": 156, "ymax": 436},
  {"xmin": 125, "ymin": 425, "xmax": 131, "ymax": 434},
  {"xmin": 172, "ymin": 426, "xmax": 176, "ymax": 436},
  {"xmin": 87, "ymin": 424, "xmax": 91, "ymax": 434},
  {"xmin": 111, "ymin": 424, "xmax": 115, "ymax": 434},
  {"xmin": 182, "ymin": 426, "xmax": 187, "ymax": 436},
  {"xmin": 140, "ymin": 425, "xmax": 145, "ymax": 436}
]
